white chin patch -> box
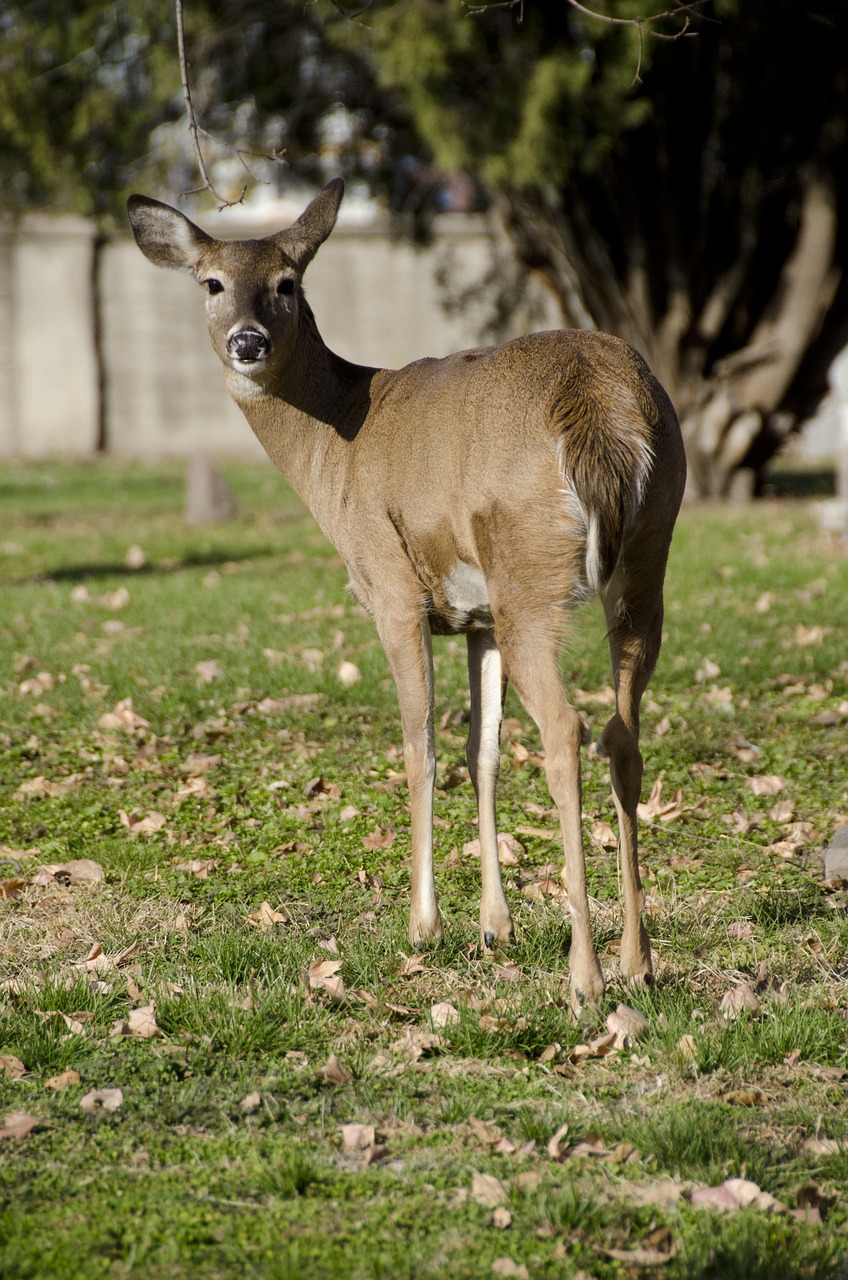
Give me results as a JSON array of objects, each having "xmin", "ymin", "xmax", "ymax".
[{"xmin": 231, "ymin": 358, "xmax": 266, "ymax": 377}]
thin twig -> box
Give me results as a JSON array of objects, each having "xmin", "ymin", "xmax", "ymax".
[
  {"xmin": 174, "ymin": 0, "xmax": 246, "ymax": 208},
  {"xmin": 465, "ymin": 0, "xmax": 708, "ymax": 44}
]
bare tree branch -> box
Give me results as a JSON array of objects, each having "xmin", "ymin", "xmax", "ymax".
[
  {"xmin": 175, "ymin": 0, "xmax": 285, "ymax": 208},
  {"xmin": 175, "ymin": 0, "xmax": 243, "ymax": 207}
]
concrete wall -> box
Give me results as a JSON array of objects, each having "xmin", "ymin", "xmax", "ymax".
[
  {"xmin": 0, "ymin": 216, "xmax": 100, "ymax": 456},
  {"xmin": 1, "ymin": 210, "xmax": 562, "ymax": 459}
]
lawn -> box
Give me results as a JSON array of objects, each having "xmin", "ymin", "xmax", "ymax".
[{"xmin": 1, "ymin": 458, "xmax": 847, "ymax": 1279}]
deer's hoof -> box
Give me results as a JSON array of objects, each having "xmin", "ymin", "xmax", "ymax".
[{"xmin": 409, "ymin": 909, "xmax": 444, "ymax": 951}]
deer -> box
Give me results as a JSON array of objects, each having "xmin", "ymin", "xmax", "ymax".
[{"xmin": 127, "ymin": 179, "xmax": 686, "ymax": 1012}]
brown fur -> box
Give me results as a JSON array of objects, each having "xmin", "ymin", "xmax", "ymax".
[{"xmin": 127, "ymin": 180, "xmax": 687, "ymax": 1011}]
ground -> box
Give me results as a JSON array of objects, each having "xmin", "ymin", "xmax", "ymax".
[{"xmin": 0, "ymin": 459, "xmax": 847, "ymax": 1279}]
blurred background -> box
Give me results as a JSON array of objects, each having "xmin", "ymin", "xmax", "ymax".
[{"xmin": 1, "ymin": 0, "xmax": 847, "ymax": 505}]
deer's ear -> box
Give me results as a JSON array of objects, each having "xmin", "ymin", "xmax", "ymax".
[
  {"xmin": 277, "ymin": 178, "xmax": 344, "ymax": 270},
  {"xmin": 127, "ymin": 196, "xmax": 212, "ymax": 271}
]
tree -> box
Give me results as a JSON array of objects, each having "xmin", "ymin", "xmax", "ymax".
[{"xmin": 341, "ymin": 0, "xmax": 848, "ymax": 497}]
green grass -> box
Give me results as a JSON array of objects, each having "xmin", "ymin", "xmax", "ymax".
[{"xmin": 2, "ymin": 458, "xmax": 848, "ymax": 1278}]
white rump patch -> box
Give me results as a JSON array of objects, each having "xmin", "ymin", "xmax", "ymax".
[{"xmin": 444, "ymin": 561, "xmax": 490, "ymax": 614}]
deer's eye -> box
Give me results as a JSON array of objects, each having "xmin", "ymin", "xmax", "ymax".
[
  {"xmin": 277, "ymin": 278, "xmax": 295, "ymax": 296},
  {"xmin": 204, "ymin": 278, "xmax": 224, "ymax": 296}
]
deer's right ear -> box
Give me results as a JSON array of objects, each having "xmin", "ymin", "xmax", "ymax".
[{"xmin": 127, "ymin": 196, "xmax": 212, "ymax": 271}]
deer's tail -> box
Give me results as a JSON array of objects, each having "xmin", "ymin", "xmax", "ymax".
[{"xmin": 552, "ymin": 380, "xmax": 655, "ymax": 597}]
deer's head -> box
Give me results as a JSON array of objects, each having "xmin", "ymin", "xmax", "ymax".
[{"xmin": 127, "ymin": 180, "xmax": 345, "ymax": 380}]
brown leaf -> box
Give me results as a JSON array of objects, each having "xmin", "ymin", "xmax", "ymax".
[
  {"xmin": 0, "ymin": 878, "xmax": 26, "ymax": 899},
  {"xmin": 0, "ymin": 1111, "xmax": 39, "ymax": 1140},
  {"xmin": 361, "ymin": 826, "xmax": 395, "ymax": 851},
  {"xmin": 246, "ymin": 901, "xmax": 288, "ymax": 931},
  {"xmin": 721, "ymin": 1087, "xmax": 768, "ymax": 1107},
  {"xmin": 429, "ymin": 1001, "xmax": 460, "ymax": 1029},
  {"xmin": 174, "ymin": 857, "xmax": 220, "ymax": 878},
  {"xmin": 120, "ymin": 809, "xmax": 168, "ymax": 836},
  {"xmin": 690, "ymin": 1177, "xmax": 783, "ymax": 1213},
  {"xmin": 568, "ymin": 1031, "xmax": 618, "ymax": 1064},
  {"xmin": 491, "ymin": 1259, "xmax": 529, "ymax": 1279},
  {"xmin": 591, "ymin": 820, "xmax": 618, "ymax": 850},
  {"xmin": 337, "ymin": 660, "xmax": 362, "ymax": 687},
  {"xmin": 80, "ymin": 1087, "xmax": 124, "ymax": 1113},
  {"xmin": 547, "ymin": 1121, "xmax": 570, "ymax": 1159},
  {"xmin": 471, "ymin": 1171, "xmax": 508, "ymax": 1208},
  {"xmin": 727, "ymin": 921, "xmax": 754, "ymax": 941},
  {"xmin": 240, "ymin": 1091, "xmax": 261, "ymax": 1114},
  {"xmin": 180, "ymin": 752, "xmax": 222, "ymax": 775},
  {"xmin": 637, "ymin": 774, "xmax": 686, "ymax": 823},
  {"xmin": 111, "ymin": 1005, "xmax": 161, "ymax": 1039},
  {"xmin": 0, "ymin": 1055, "xmax": 27, "ymax": 1080},
  {"xmin": 749, "ymin": 775, "xmax": 786, "ymax": 798},
  {"xmin": 340, "ymin": 1123, "xmax": 376, "ymax": 1150},
  {"xmin": 606, "ymin": 1003, "xmax": 648, "ymax": 1046},
  {"xmin": 492, "ymin": 1206, "xmax": 513, "ymax": 1229},
  {"xmin": 319, "ymin": 1054, "xmax": 351, "ymax": 1085},
  {"xmin": 98, "ymin": 698, "xmax": 150, "ymax": 732},
  {"xmin": 43, "ymin": 1070, "xmax": 81, "ymax": 1091},
  {"xmin": 603, "ymin": 1240, "xmax": 678, "ymax": 1266},
  {"xmin": 174, "ymin": 776, "xmax": 212, "ymax": 803},
  {"xmin": 719, "ymin": 983, "xmax": 760, "ymax": 1020},
  {"xmin": 195, "ymin": 659, "xmax": 223, "ymax": 685}
]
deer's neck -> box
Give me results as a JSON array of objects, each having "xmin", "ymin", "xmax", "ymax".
[{"xmin": 224, "ymin": 312, "xmax": 383, "ymax": 538}]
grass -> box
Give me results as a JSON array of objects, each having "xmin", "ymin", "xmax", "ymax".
[{"xmin": 1, "ymin": 457, "xmax": 848, "ymax": 1279}]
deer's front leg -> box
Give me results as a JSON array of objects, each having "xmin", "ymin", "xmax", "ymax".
[
  {"xmin": 376, "ymin": 608, "xmax": 442, "ymax": 947},
  {"xmin": 467, "ymin": 629, "xmax": 513, "ymax": 951}
]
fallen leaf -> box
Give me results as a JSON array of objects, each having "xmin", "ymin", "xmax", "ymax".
[
  {"xmin": 799, "ymin": 1136, "xmax": 843, "ymax": 1156},
  {"xmin": 568, "ymin": 1031, "xmax": 618, "ymax": 1064},
  {"xmin": 721, "ymin": 1087, "xmax": 768, "ymax": 1107},
  {"xmin": 174, "ymin": 857, "xmax": 220, "ymax": 878},
  {"xmin": 690, "ymin": 1177, "xmax": 783, "ymax": 1213},
  {"xmin": 471, "ymin": 1171, "xmax": 508, "ymax": 1208},
  {"xmin": 319, "ymin": 1054, "xmax": 351, "ymax": 1085},
  {"xmin": 337, "ymin": 660, "xmax": 362, "ymax": 687},
  {"xmin": 43, "ymin": 1070, "xmax": 81, "ymax": 1091},
  {"xmin": 677, "ymin": 1034, "xmax": 698, "ymax": 1060},
  {"xmin": 180, "ymin": 752, "xmax": 222, "ymax": 775},
  {"xmin": 80, "ymin": 1088, "xmax": 124, "ymax": 1113},
  {"xmin": 361, "ymin": 826, "xmax": 395, "ymax": 851},
  {"xmin": 491, "ymin": 1259, "xmax": 528, "ymax": 1279},
  {"xmin": 246, "ymin": 901, "xmax": 288, "ymax": 931},
  {"xmin": 119, "ymin": 809, "xmax": 168, "ymax": 836},
  {"xmin": 637, "ymin": 774, "xmax": 686, "ymax": 823},
  {"xmin": 240, "ymin": 1091, "xmax": 261, "ymax": 1114},
  {"xmin": 606, "ymin": 1003, "xmax": 648, "ymax": 1045},
  {"xmin": 603, "ymin": 1241, "xmax": 678, "ymax": 1266},
  {"xmin": 429, "ymin": 1001, "xmax": 460, "ymax": 1029},
  {"xmin": 719, "ymin": 983, "xmax": 760, "ymax": 1020},
  {"xmin": 0, "ymin": 1055, "xmax": 27, "ymax": 1079},
  {"xmin": 0, "ymin": 878, "xmax": 26, "ymax": 899},
  {"xmin": 492, "ymin": 1206, "xmax": 513, "ymax": 1229},
  {"xmin": 340, "ymin": 1123, "xmax": 376, "ymax": 1150},
  {"xmin": 98, "ymin": 698, "xmax": 150, "ymax": 732},
  {"xmin": 591, "ymin": 820, "xmax": 618, "ymax": 850},
  {"xmin": 749, "ymin": 775, "xmax": 785, "ymax": 798},
  {"xmin": 195, "ymin": 659, "xmax": 223, "ymax": 685},
  {"xmin": 727, "ymin": 921, "xmax": 754, "ymax": 941},
  {"xmin": 0, "ymin": 1111, "xmax": 39, "ymax": 1140},
  {"xmin": 547, "ymin": 1121, "xmax": 570, "ymax": 1159}
]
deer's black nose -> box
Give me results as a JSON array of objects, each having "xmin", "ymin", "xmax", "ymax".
[{"xmin": 227, "ymin": 329, "xmax": 270, "ymax": 362}]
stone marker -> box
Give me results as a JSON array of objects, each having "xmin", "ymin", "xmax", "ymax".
[
  {"xmin": 823, "ymin": 826, "xmax": 848, "ymax": 882},
  {"xmin": 185, "ymin": 457, "xmax": 238, "ymax": 525}
]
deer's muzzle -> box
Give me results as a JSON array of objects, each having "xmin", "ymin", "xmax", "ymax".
[{"xmin": 227, "ymin": 329, "xmax": 270, "ymax": 363}]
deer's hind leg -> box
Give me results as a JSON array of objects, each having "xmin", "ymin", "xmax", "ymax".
[
  {"xmin": 466, "ymin": 628, "xmax": 513, "ymax": 951},
  {"xmin": 597, "ymin": 550, "xmax": 667, "ymax": 988},
  {"xmin": 493, "ymin": 605, "xmax": 603, "ymax": 1012}
]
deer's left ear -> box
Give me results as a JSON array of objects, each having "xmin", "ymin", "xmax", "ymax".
[
  {"xmin": 127, "ymin": 196, "xmax": 213, "ymax": 272},
  {"xmin": 275, "ymin": 179, "xmax": 345, "ymax": 271}
]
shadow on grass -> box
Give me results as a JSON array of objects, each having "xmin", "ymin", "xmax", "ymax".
[{"xmin": 18, "ymin": 547, "xmax": 280, "ymax": 585}]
